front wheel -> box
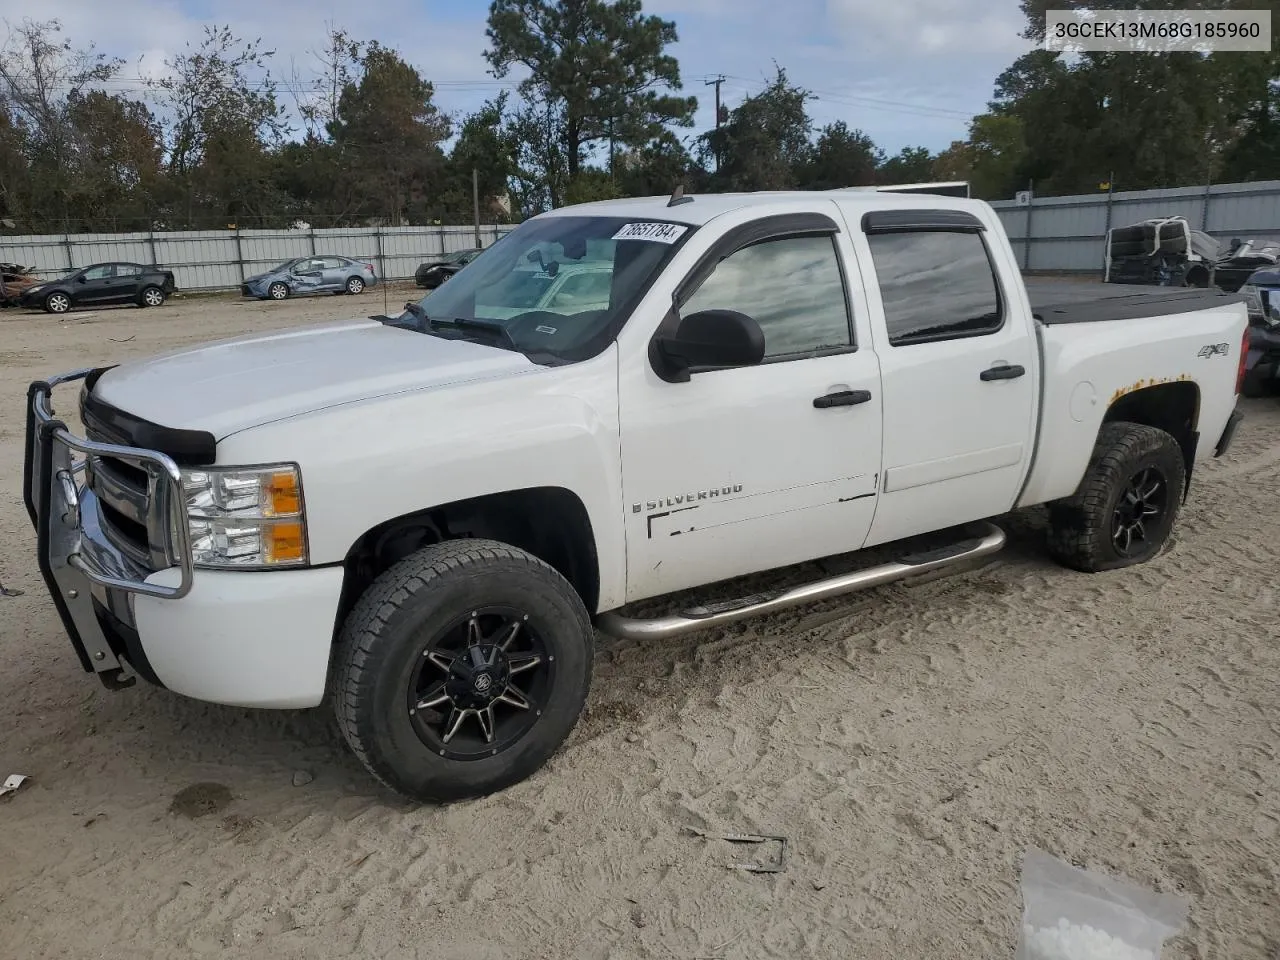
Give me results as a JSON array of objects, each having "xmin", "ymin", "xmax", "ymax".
[
  {"xmin": 45, "ymin": 292, "xmax": 71, "ymax": 314},
  {"xmin": 333, "ymin": 539, "xmax": 593, "ymax": 802},
  {"xmin": 346, "ymin": 276, "xmax": 365, "ymax": 294},
  {"xmin": 1046, "ymin": 421, "xmax": 1185, "ymax": 572},
  {"xmin": 268, "ymin": 281, "xmax": 289, "ymax": 301}
]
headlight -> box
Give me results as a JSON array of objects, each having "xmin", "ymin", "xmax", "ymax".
[
  {"xmin": 25, "ymin": 284, "xmax": 43, "ymax": 295},
  {"xmin": 179, "ymin": 464, "xmax": 307, "ymax": 569},
  {"xmin": 1241, "ymin": 284, "xmax": 1264, "ymax": 321}
]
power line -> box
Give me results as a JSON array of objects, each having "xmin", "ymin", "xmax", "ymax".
[{"xmin": 718, "ymin": 73, "xmax": 979, "ymax": 120}]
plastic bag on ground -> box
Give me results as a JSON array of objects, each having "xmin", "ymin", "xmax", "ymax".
[{"xmin": 1015, "ymin": 847, "xmax": 1189, "ymax": 960}]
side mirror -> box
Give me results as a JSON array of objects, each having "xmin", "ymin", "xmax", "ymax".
[
  {"xmin": 76, "ymin": 275, "xmax": 87, "ymax": 283},
  {"xmin": 652, "ymin": 308, "xmax": 765, "ymax": 383}
]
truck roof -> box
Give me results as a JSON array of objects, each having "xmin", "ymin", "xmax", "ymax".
[{"xmin": 537, "ymin": 190, "xmax": 990, "ymax": 227}]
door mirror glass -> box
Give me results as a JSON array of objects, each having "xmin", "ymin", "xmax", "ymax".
[{"xmin": 653, "ymin": 309, "xmax": 765, "ymax": 382}]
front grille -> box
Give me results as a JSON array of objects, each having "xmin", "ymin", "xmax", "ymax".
[{"xmin": 83, "ymin": 426, "xmax": 173, "ymax": 573}]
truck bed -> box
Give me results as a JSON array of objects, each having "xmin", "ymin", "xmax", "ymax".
[{"xmin": 1031, "ymin": 286, "xmax": 1246, "ymax": 325}]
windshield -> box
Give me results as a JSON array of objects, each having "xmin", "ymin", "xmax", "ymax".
[{"xmin": 396, "ymin": 215, "xmax": 693, "ymax": 363}]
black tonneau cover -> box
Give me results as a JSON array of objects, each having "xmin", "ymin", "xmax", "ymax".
[{"xmin": 1032, "ymin": 287, "xmax": 1246, "ymax": 326}]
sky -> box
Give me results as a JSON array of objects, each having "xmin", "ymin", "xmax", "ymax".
[{"xmin": 0, "ymin": 0, "xmax": 1035, "ymax": 156}]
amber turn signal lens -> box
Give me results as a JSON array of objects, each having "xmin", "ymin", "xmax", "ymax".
[
  {"xmin": 265, "ymin": 521, "xmax": 306, "ymax": 564},
  {"xmin": 267, "ymin": 471, "xmax": 302, "ymax": 516}
]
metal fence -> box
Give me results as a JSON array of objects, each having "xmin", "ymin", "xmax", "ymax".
[
  {"xmin": 0, "ymin": 224, "xmax": 518, "ymax": 292},
  {"xmin": 990, "ymin": 178, "xmax": 1280, "ymax": 274},
  {"xmin": 9, "ymin": 179, "xmax": 1280, "ymax": 288}
]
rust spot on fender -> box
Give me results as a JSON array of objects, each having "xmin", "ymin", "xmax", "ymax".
[{"xmin": 1109, "ymin": 375, "xmax": 1189, "ymax": 405}]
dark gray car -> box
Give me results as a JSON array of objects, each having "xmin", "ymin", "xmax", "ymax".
[{"xmin": 241, "ymin": 256, "xmax": 378, "ymax": 301}]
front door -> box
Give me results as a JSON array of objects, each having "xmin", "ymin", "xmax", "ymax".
[
  {"xmin": 851, "ymin": 207, "xmax": 1038, "ymax": 548},
  {"xmin": 619, "ymin": 211, "xmax": 884, "ymax": 603},
  {"xmin": 75, "ymin": 264, "xmax": 117, "ymax": 305}
]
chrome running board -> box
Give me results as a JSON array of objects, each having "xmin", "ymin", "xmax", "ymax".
[{"xmin": 595, "ymin": 521, "xmax": 1006, "ymax": 641}]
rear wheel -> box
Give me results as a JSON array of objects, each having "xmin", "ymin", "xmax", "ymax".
[
  {"xmin": 334, "ymin": 538, "xmax": 593, "ymax": 802},
  {"xmin": 268, "ymin": 281, "xmax": 289, "ymax": 301},
  {"xmin": 1047, "ymin": 422, "xmax": 1185, "ymax": 572},
  {"xmin": 346, "ymin": 276, "xmax": 365, "ymax": 294},
  {"xmin": 139, "ymin": 285, "xmax": 166, "ymax": 307},
  {"xmin": 44, "ymin": 292, "xmax": 70, "ymax": 314}
]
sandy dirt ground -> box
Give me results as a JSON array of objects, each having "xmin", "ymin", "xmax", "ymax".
[{"xmin": 1, "ymin": 282, "xmax": 1278, "ymax": 960}]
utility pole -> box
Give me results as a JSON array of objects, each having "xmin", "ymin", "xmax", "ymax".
[
  {"xmin": 472, "ymin": 168, "xmax": 482, "ymax": 248},
  {"xmin": 706, "ymin": 75, "xmax": 725, "ymax": 127},
  {"xmin": 706, "ymin": 74, "xmax": 725, "ymax": 172}
]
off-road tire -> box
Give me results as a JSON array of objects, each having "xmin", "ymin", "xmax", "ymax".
[
  {"xmin": 1046, "ymin": 421, "xmax": 1185, "ymax": 572},
  {"xmin": 333, "ymin": 538, "xmax": 593, "ymax": 803}
]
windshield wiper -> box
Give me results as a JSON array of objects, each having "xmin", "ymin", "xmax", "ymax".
[{"xmin": 426, "ymin": 315, "xmax": 518, "ymax": 350}]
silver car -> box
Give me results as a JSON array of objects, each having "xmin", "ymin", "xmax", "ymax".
[{"xmin": 241, "ymin": 256, "xmax": 378, "ymax": 301}]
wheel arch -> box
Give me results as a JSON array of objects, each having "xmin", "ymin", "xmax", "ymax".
[
  {"xmin": 332, "ymin": 485, "xmax": 601, "ymax": 643},
  {"xmin": 1101, "ymin": 380, "xmax": 1200, "ymax": 500}
]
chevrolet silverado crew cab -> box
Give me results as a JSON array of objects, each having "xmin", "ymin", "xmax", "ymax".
[{"xmin": 24, "ymin": 190, "xmax": 1248, "ymax": 803}]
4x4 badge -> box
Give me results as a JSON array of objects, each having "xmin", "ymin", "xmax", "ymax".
[{"xmin": 1197, "ymin": 342, "xmax": 1230, "ymax": 358}]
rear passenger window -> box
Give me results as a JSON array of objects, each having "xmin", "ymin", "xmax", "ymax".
[
  {"xmin": 866, "ymin": 231, "xmax": 1003, "ymax": 346},
  {"xmin": 681, "ymin": 234, "xmax": 853, "ymax": 359}
]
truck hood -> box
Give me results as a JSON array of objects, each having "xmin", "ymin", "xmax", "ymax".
[{"xmin": 91, "ymin": 318, "xmax": 535, "ymax": 440}]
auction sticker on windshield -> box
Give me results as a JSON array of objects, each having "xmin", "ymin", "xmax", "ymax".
[{"xmin": 612, "ymin": 222, "xmax": 689, "ymax": 244}]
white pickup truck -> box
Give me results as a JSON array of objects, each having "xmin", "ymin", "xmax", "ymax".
[{"xmin": 24, "ymin": 190, "xmax": 1248, "ymax": 802}]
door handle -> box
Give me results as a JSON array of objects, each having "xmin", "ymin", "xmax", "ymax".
[
  {"xmin": 980, "ymin": 363, "xmax": 1026, "ymax": 382},
  {"xmin": 813, "ymin": 389, "xmax": 872, "ymax": 408}
]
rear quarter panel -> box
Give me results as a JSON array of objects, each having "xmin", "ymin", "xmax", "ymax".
[{"xmin": 1017, "ymin": 302, "xmax": 1247, "ymax": 507}]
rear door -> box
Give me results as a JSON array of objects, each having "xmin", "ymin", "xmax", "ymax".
[
  {"xmin": 319, "ymin": 257, "xmax": 349, "ymax": 290},
  {"xmin": 850, "ymin": 206, "xmax": 1038, "ymax": 548},
  {"xmin": 618, "ymin": 207, "xmax": 884, "ymax": 602},
  {"xmin": 112, "ymin": 263, "xmax": 144, "ymax": 301}
]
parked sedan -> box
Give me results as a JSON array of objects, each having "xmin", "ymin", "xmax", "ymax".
[
  {"xmin": 241, "ymin": 256, "xmax": 377, "ymax": 300},
  {"xmin": 414, "ymin": 248, "xmax": 482, "ymax": 289},
  {"xmin": 19, "ymin": 262, "xmax": 177, "ymax": 314}
]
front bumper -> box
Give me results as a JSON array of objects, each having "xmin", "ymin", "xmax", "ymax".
[{"xmin": 24, "ymin": 372, "xmax": 342, "ymax": 708}]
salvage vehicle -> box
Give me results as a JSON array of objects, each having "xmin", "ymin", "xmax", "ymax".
[
  {"xmin": 24, "ymin": 190, "xmax": 1248, "ymax": 803},
  {"xmin": 414, "ymin": 248, "xmax": 482, "ymax": 289},
  {"xmin": 240, "ymin": 256, "xmax": 377, "ymax": 300},
  {"xmin": 1240, "ymin": 266, "xmax": 1280, "ymax": 396},
  {"xmin": 1, "ymin": 262, "xmax": 39, "ymax": 307},
  {"xmin": 19, "ymin": 262, "xmax": 176, "ymax": 314},
  {"xmin": 1104, "ymin": 216, "xmax": 1218, "ymax": 288},
  {"xmin": 1214, "ymin": 238, "xmax": 1280, "ymax": 293}
]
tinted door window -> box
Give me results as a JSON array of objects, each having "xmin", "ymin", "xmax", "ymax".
[
  {"xmin": 81, "ymin": 265, "xmax": 113, "ymax": 280},
  {"xmin": 115, "ymin": 264, "xmax": 142, "ymax": 277},
  {"xmin": 866, "ymin": 231, "xmax": 1004, "ymax": 346},
  {"xmin": 681, "ymin": 234, "xmax": 853, "ymax": 359}
]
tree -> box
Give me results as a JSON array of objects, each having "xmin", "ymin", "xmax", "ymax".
[
  {"xmin": 701, "ymin": 66, "xmax": 813, "ymax": 191},
  {"xmin": 615, "ymin": 129, "xmax": 694, "ymax": 197},
  {"xmin": 797, "ymin": 121, "xmax": 879, "ymax": 190},
  {"xmin": 149, "ymin": 25, "xmax": 288, "ymax": 226},
  {"xmin": 329, "ymin": 43, "xmax": 451, "ymax": 224},
  {"xmin": 294, "ymin": 26, "xmax": 364, "ymax": 138},
  {"xmin": 0, "ymin": 18, "xmax": 122, "ymax": 228},
  {"xmin": 876, "ymin": 146, "xmax": 934, "ymax": 185},
  {"xmin": 484, "ymin": 0, "xmax": 697, "ymax": 190},
  {"xmin": 439, "ymin": 95, "xmax": 518, "ymax": 222},
  {"xmin": 64, "ymin": 91, "xmax": 165, "ymax": 228}
]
